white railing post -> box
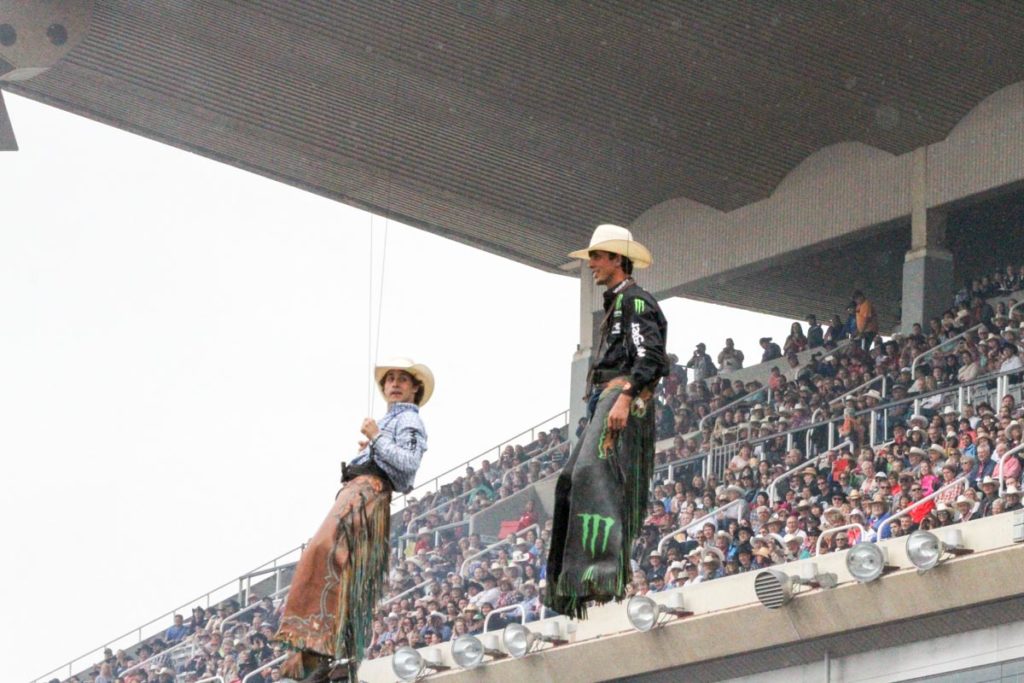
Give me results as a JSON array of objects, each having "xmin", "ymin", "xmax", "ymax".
[
  {"xmin": 876, "ymin": 475, "xmax": 968, "ymax": 541},
  {"xmin": 242, "ymin": 655, "xmax": 289, "ymax": 682},
  {"xmin": 219, "ymin": 585, "xmax": 291, "ymax": 634},
  {"xmin": 656, "ymin": 498, "xmax": 744, "ymax": 555},
  {"xmin": 482, "ymin": 604, "xmax": 527, "ymax": 633},
  {"xmin": 997, "ymin": 442, "xmax": 1024, "ymax": 495},
  {"xmin": 768, "ymin": 441, "xmax": 851, "ymax": 507},
  {"xmin": 911, "ymin": 323, "xmax": 984, "ymax": 376},
  {"xmin": 459, "ymin": 524, "xmax": 540, "ymax": 577}
]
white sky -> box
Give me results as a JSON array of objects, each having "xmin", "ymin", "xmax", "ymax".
[{"xmin": 0, "ymin": 93, "xmax": 791, "ymax": 682}]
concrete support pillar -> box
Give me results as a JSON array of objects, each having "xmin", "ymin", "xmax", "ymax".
[
  {"xmin": 569, "ymin": 263, "xmax": 599, "ymax": 444},
  {"xmin": 901, "ymin": 147, "xmax": 954, "ymax": 333}
]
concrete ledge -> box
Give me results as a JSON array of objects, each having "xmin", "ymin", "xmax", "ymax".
[{"xmin": 356, "ymin": 514, "xmax": 1023, "ymax": 682}]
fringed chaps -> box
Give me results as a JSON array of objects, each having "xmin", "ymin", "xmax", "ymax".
[
  {"xmin": 275, "ymin": 474, "xmax": 391, "ymax": 680},
  {"xmin": 544, "ymin": 378, "xmax": 655, "ymax": 620}
]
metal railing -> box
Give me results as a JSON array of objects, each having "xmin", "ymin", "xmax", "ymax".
[
  {"xmin": 459, "ymin": 524, "xmax": 539, "ymax": 577},
  {"xmin": 116, "ymin": 638, "xmax": 199, "ymax": 682},
  {"xmin": 911, "ymin": 323, "xmax": 985, "ymax": 377},
  {"xmin": 237, "ymin": 561, "xmax": 296, "ymax": 606},
  {"xmin": 815, "ymin": 523, "xmax": 867, "ymax": 555},
  {"xmin": 381, "ymin": 579, "xmax": 432, "ymax": 608},
  {"xmin": 698, "ymin": 389, "xmax": 772, "ymax": 438},
  {"xmin": 392, "ymin": 411, "xmax": 569, "ymax": 510},
  {"xmin": 1010, "ymin": 298, "xmax": 1024, "ymax": 320},
  {"xmin": 997, "ymin": 442, "xmax": 1024, "ymax": 495},
  {"xmin": 656, "ymin": 498, "xmax": 745, "ymax": 556},
  {"xmin": 33, "ymin": 544, "xmax": 305, "ymax": 683},
  {"xmin": 242, "ymin": 654, "xmax": 289, "ymax": 682},
  {"xmin": 876, "ymin": 475, "xmax": 969, "ymax": 541},
  {"xmin": 767, "ymin": 440, "xmax": 852, "ymax": 506},
  {"xmin": 482, "ymin": 604, "xmax": 527, "ymax": 633},
  {"xmin": 219, "ymin": 585, "xmax": 290, "ymax": 634},
  {"xmin": 829, "ymin": 373, "xmax": 888, "ymax": 408},
  {"xmin": 399, "ymin": 440, "xmax": 567, "ymax": 551}
]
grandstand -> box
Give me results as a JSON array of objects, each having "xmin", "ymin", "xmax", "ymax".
[
  {"xmin": 13, "ymin": 3, "xmax": 1024, "ymax": 682},
  {"xmin": 35, "ymin": 263, "xmax": 1024, "ymax": 682}
]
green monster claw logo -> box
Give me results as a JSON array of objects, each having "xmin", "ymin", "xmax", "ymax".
[
  {"xmin": 578, "ymin": 513, "xmax": 615, "ymax": 557},
  {"xmin": 634, "ymin": 299, "xmax": 645, "ymax": 314},
  {"xmin": 615, "ymin": 294, "xmax": 624, "ymax": 311},
  {"xmin": 581, "ymin": 565, "xmax": 597, "ymax": 583}
]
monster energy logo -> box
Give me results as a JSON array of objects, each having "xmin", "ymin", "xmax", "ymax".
[
  {"xmin": 581, "ymin": 565, "xmax": 597, "ymax": 583},
  {"xmin": 634, "ymin": 299, "xmax": 645, "ymax": 314},
  {"xmin": 615, "ymin": 294, "xmax": 624, "ymax": 311},
  {"xmin": 578, "ymin": 513, "xmax": 615, "ymax": 557}
]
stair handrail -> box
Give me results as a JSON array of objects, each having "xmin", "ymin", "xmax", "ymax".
[
  {"xmin": 911, "ymin": 323, "xmax": 985, "ymax": 377},
  {"xmin": 392, "ymin": 411, "xmax": 569, "ymax": 510},
  {"xmin": 32, "ymin": 543, "xmax": 305, "ymax": 683},
  {"xmin": 768, "ymin": 440, "xmax": 853, "ymax": 506},
  {"xmin": 656, "ymin": 498, "xmax": 744, "ymax": 556},
  {"xmin": 876, "ymin": 475, "xmax": 969, "ymax": 541},
  {"xmin": 400, "ymin": 439, "xmax": 567, "ymax": 545},
  {"xmin": 459, "ymin": 524, "xmax": 539, "ymax": 578}
]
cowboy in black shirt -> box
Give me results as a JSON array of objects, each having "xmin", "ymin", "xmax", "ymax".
[{"xmin": 546, "ymin": 224, "xmax": 669, "ymax": 618}]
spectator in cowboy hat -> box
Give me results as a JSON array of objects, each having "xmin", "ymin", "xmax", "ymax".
[
  {"xmin": 1003, "ymin": 486, "xmax": 1022, "ymax": 512},
  {"xmin": 867, "ymin": 493, "xmax": 892, "ymax": 540},
  {"xmin": 953, "ymin": 494, "xmax": 978, "ymax": 522}
]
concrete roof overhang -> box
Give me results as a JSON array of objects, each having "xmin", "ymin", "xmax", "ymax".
[{"xmin": 5, "ymin": 3, "xmax": 1024, "ymax": 319}]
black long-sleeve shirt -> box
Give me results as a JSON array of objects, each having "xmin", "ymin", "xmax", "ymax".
[{"xmin": 590, "ymin": 279, "xmax": 669, "ymax": 393}]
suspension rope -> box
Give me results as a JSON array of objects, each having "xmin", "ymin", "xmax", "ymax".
[
  {"xmin": 367, "ymin": 215, "xmax": 390, "ymax": 416},
  {"xmin": 367, "ymin": 213, "xmax": 376, "ymax": 415},
  {"xmin": 365, "ymin": 10, "xmax": 404, "ymax": 416}
]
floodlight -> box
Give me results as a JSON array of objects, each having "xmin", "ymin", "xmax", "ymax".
[
  {"xmin": 391, "ymin": 647, "xmax": 449, "ymax": 681},
  {"xmin": 626, "ymin": 593, "xmax": 693, "ymax": 632},
  {"xmin": 450, "ymin": 635, "xmax": 484, "ymax": 669},
  {"xmin": 502, "ymin": 622, "xmax": 537, "ymax": 658},
  {"xmin": 845, "ymin": 543, "xmax": 896, "ymax": 583},
  {"xmin": 392, "ymin": 647, "xmax": 424, "ymax": 681},
  {"xmin": 906, "ymin": 529, "xmax": 972, "ymax": 572},
  {"xmin": 754, "ymin": 564, "xmax": 837, "ymax": 609}
]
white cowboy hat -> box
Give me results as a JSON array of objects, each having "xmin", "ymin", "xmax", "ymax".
[
  {"xmin": 375, "ymin": 357, "xmax": 435, "ymax": 406},
  {"xmin": 568, "ymin": 224, "xmax": 653, "ymax": 269}
]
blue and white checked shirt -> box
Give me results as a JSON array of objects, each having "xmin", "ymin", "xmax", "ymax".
[{"xmin": 351, "ymin": 402, "xmax": 427, "ymax": 493}]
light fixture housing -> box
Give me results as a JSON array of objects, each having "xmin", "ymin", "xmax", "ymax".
[
  {"xmin": 392, "ymin": 646, "xmax": 449, "ymax": 681},
  {"xmin": 627, "ymin": 595, "xmax": 659, "ymax": 631},
  {"xmin": 450, "ymin": 635, "xmax": 484, "ymax": 669},
  {"xmin": 754, "ymin": 565, "xmax": 837, "ymax": 609},
  {"xmin": 502, "ymin": 622, "xmax": 537, "ymax": 658},
  {"xmin": 845, "ymin": 543, "xmax": 897, "ymax": 583},
  {"xmin": 626, "ymin": 594, "xmax": 693, "ymax": 632},
  {"xmin": 906, "ymin": 529, "xmax": 973, "ymax": 572},
  {"xmin": 754, "ymin": 569, "xmax": 794, "ymax": 609},
  {"xmin": 392, "ymin": 646, "xmax": 425, "ymax": 681}
]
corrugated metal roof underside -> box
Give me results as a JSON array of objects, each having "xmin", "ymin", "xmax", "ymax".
[{"xmin": 7, "ymin": 1, "xmax": 1024, "ymax": 277}]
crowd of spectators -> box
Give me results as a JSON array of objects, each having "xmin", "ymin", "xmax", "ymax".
[
  {"xmin": 628, "ymin": 392, "xmax": 1024, "ymax": 595},
  {"xmin": 75, "ymin": 428, "xmax": 570, "ymax": 683},
  {"xmin": 73, "ymin": 263, "xmax": 1024, "ymax": 681},
  {"xmin": 391, "ymin": 428, "xmax": 570, "ymax": 554},
  {"xmin": 72, "ymin": 598, "xmax": 291, "ymax": 683},
  {"xmin": 653, "ymin": 273, "xmax": 1024, "ymax": 475},
  {"xmin": 363, "ymin": 517, "xmax": 552, "ymax": 662}
]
